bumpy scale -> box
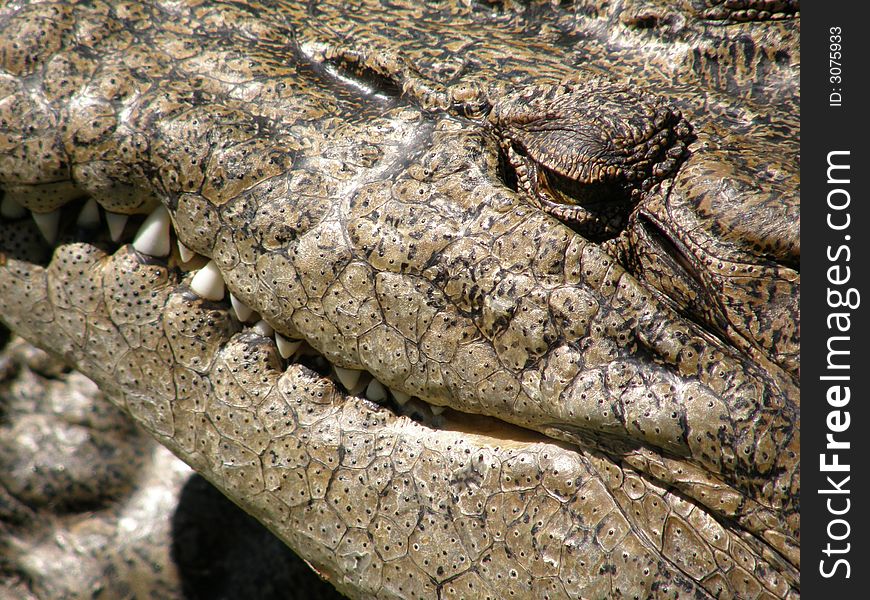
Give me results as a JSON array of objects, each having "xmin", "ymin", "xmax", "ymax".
[{"xmin": 0, "ymin": 1, "xmax": 799, "ymax": 599}]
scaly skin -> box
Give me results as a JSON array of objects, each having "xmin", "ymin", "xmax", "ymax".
[
  {"xmin": 0, "ymin": 1, "xmax": 799, "ymax": 598},
  {"xmin": 0, "ymin": 335, "xmax": 190, "ymax": 600}
]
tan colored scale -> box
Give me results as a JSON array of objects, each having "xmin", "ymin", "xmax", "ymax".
[{"xmin": 1, "ymin": 0, "xmax": 798, "ymax": 598}]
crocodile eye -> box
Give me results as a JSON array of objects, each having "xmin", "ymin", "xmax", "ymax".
[{"xmin": 490, "ymin": 77, "xmax": 693, "ymax": 241}]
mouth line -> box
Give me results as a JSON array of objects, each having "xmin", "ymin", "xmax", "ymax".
[{"xmin": 0, "ymin": 193, "xmax": 557, "ymax": 448}]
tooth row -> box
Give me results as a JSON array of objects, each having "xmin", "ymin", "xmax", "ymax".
[
  {"xmin": 158, "ymin": 205, "xmax": 446, "ymax": 416},
  {"xmin": 7, "ymin": 197, "xmax": 452, "ymax": 423},
  {"xmin": 1, "ymin": 197, "xmax": 143, "ymax": 247},
  {"xmin": 116, "ymin": 206, "xmax": 294, "ymax": 370},
  {"xmin": 330, "ymin": 365, "xmax": 447, "ymax": 419},
  {"xmin": 177, "ymin": 248, "xmax": 448, "ymax": 420},
  {"xmin": 134, "ymin": 200, "xmax": 449, "ymax": 422}
]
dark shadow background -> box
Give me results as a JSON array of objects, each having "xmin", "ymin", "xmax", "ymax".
[{"xmin": 171, "ymin": 475, "xmax": 346, "ymax": 600}]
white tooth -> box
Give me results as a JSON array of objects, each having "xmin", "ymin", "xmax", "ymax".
[
  {"xmin": 229, "ymin": 293, "xmax": 254, "ymax": 322},
  {"xmin": 252, "ymin": 319, "xmax": 274, "ymax": 337},
  {"xmin": 132, "ymin": 205, "xmax": 171, "ymax": 257},
  {"xmin": 275, "ymin": 332, "xmax": 302, "ymax": 359},
  {"xmin": 32, "ymin": 209, "xmax": 61, "ymax": 243},
  {"xmin": 189, "ymin": 260, "xmax": 225, "ymax": 301},
  {"xmin": 76, "ymin": 198, "xmax": 101, "ymax": 228},
  {"xmin": 429, "ymin": 405, "xmax": 446, "ymax": 415},
  {"xmin": 365, "ymin": 379, "xmax": 388, "ymax": 402},
  {"xmin": 105, "ymin": 212, "xmax": 128, "ymax": 242},
  {"xmin": 1, "ymin": 197, "xmax": 27, "ymax": 219},
  {"xmin": 177, "ymin": 239, "xmax": 196, "ymax": 263},
  {"xmin": 334, "ymin": 367, "xmax": 362, "ymax": 391},
  {"xmin": 390, "ymin": 389, "xmax": 411, "ymax": 406}
]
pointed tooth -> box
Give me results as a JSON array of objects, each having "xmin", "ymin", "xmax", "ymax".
[
  {"xmin": 105, "ymin": 212, "xmax": 129, "ymax": 242},
  {"xmin": 32, "ymin": 209, "xmax": 61, "ymax": 243},
  {"xmin": 1, "ymin": 197, "xmax": 27, "ymax": 219},
  {"xmin": 334, "ymin": 367, "xmax": 362, "ymax": 391},
  {"xmin": 275, "ymin": 332, "xmax": 302, "ymax": 359},
  {"xmin": 365, "ymin": 379, "xmax": 388, "ymax": 402},
  {"xmin": 348, "ymin": 372, "xmax": 371, "ymax": 396},
  {"xmin": 177, "ymin": 239, "xmax": 196, "ymax": 263},
  {"xmin": 429, "ymin": 404, "xmax": 446, "ymax": 415},
  {"xmin": 189, "ymin": 260, "xmax": 225, "ymax": 301},
  {"xmin": 390, "ymin": 389, "xmax": 411, "ymax": 406},
  {"xmin": 229, "ymin": 293, "xmax": 254, "ymax": 322},
  {"xmin": 76, "ymin": 198, "xmax": 101, "ymax": 229},
  {"xmin": 252, "ymin": 319, "xmax": 274, "ymax": 337},
  {"xmin": 132, "ymin": 205, "xmax": 171, "ymax": 257}
]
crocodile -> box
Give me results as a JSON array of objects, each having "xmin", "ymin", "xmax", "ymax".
[{"xmin": 0, "ymin": 1, "xmax": 799, "ymax": 598}]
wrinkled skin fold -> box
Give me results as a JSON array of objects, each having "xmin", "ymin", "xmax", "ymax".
[{"xmin": 0, "ymin": 1, "xmax": 799, "ymax": 599}]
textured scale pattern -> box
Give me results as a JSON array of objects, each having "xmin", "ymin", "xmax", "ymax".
[{"xmin": 0, "ymin": 1, "xmax": 798, "ymax": 598}]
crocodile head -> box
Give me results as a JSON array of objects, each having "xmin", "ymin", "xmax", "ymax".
[{"xmin": 0, "ymin": 1, "xmax": 799, "ymax": 598}]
